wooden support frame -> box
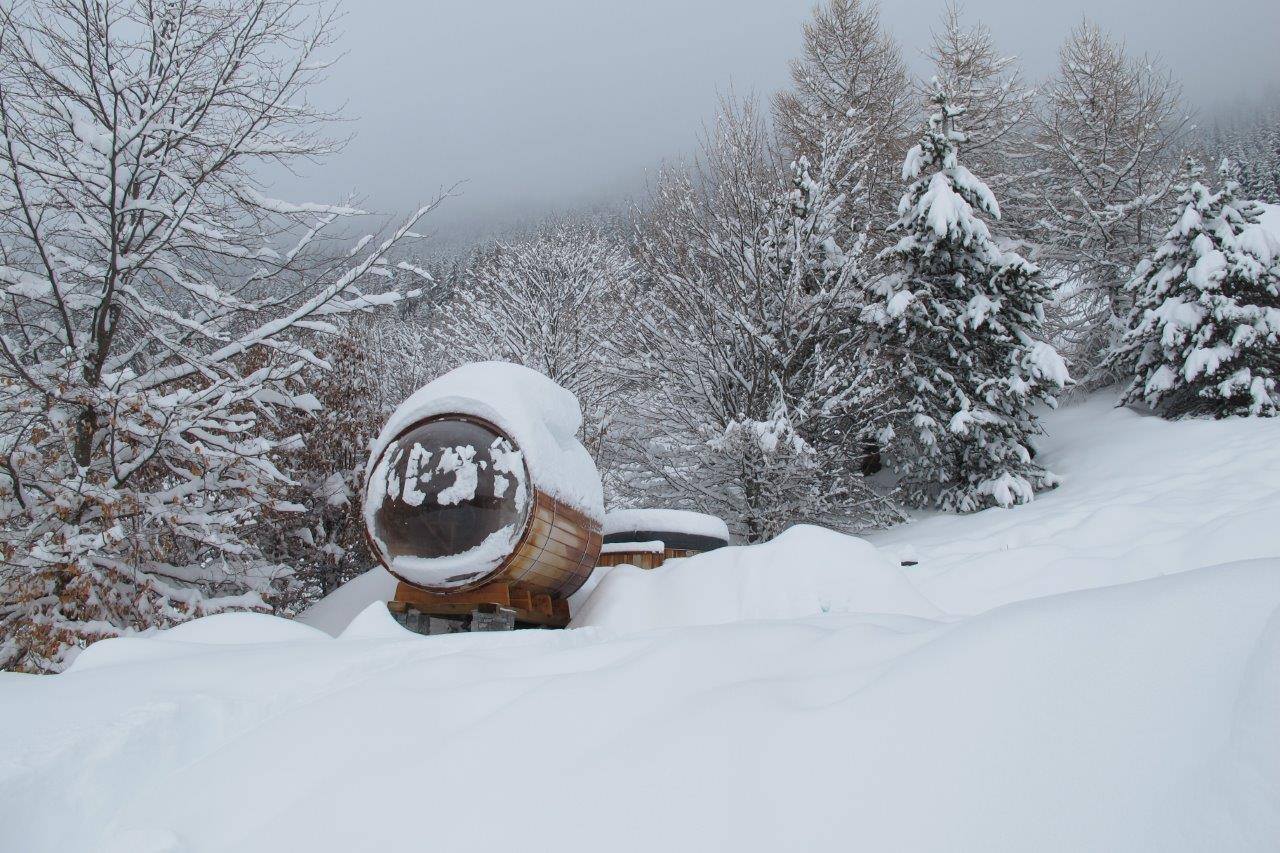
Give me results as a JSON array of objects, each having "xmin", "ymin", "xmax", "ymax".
[{"xmin": 391, "ymin": 581, "xmax": 570, "ymax": 628}]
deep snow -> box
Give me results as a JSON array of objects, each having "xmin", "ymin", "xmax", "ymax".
[{"xmin": 2, "ymin": 393, "xmax": 1279, "ymax": 852}]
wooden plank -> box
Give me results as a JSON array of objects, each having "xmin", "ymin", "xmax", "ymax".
[
  {"xmin": 530, "ymin": 592, "xmax": 554, "ymax": 619},
  {"xmin": 394, "ymin": 581, "xmax": 512, "ymax": 610},
  {"xmin": 509, "ymin": 586, "xmax": 533, "ymax": 613},
  {"xmin": 528, "ymin": 535, "xmax": 588, "ymax": 562},
  {"xmin": 551, "ymin": 598, "xmax": 571, "ymax": 625},
  {"xmin": 546, "ymin": 524, "xmax": 590, "ymax": 550}
]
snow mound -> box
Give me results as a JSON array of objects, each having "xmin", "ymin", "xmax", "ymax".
[
  {"xmin": 6, "ymin": 393, "xmax": 1280, "ymax": 851},
  {"xmin": 603, "ymin": 507, "xmax": 730, "ymax": 541},
  {"xmin": 6, "ymin": 560, "xmax": 1277, "ymax": 852},
  {"xmin": 297, "ymin": 566, "xmax": 398, "ymax": 636},
  {"xmin": 337, "ymin": 601, "xmax": 414, "ymax": 640},
  {"xmin": 157, "ymin": 613, "xmax": 328, "ymax": 645},
  {"xmin": 365, "ymin": 361, "xmax": 603, "ymax": 520},
  {"xmin": 66, "ymin": 613, "xmax": 329, "ymax": 673},
  {"xmin": 571, "ymin": 524, "xmax": 941, "ymax": 633}
]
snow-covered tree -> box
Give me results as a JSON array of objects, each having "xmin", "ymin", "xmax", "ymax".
[
  {"xmin": 0, "ymin": 0, "xmax": 440, "ymax": 671},
  {"xmin": 1109, "ymin": 159, "xmax": 1280, "ymax": 418},
  {"xmin": 440, "ymin": 222, "xmax": 636, "ymax": 488},
  {"xmin": 1201, "ymin": 103, "xmax": 1280, "ymax": 205},
  {"xmin": 867, "ymin": 89, "xmax": 1068, "ymax": 512},
  {"xmin": 256, "ymin": 316, "xmax": 447, "ymax": 614},
  {"xmin": 773, "ymin": 0, "xmax": 913, "ymax": 250},
  {"xmin": 924, "ymin": 4, "xmax": 1033, "ymax": 223},
  {"xmin": 628, "ymin": 101, "xmax": 901, "ymax": 541},
  {"xmin": 1027, "ymin": 21, "xmax": 1190, "ymax": 380}
]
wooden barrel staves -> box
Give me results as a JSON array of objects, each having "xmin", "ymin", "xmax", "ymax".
[{"xmin": 364, "ymin": 411, "xmax": 602, "ymax": 628}]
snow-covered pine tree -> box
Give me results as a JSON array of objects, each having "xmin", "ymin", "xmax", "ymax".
[
  {"xmin": 0, "ymin": 0, "xmax": 440, "ymax": 671},
  {"xmin": 628, "ymin": 101, "xmax": 901, "ymax": 540},
  {"xmin": 1204, "ymin": 105, "xmax": 1280, "ymax": 205},
  {"xmin": 924, "ymin": 3, "xmax": 1033, "ymax": 227},
  {"xmin": 867, "ymin": 88, "xmax": 1068, "ymax": 512},
  {"xmin": 1110, "ymin": 158, "xmax": 1280, "ymax": 418}
]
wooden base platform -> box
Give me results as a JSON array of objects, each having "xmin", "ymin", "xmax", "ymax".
[{"xmin": 390, "ymin": 581, "xmax": 571, "ymax": 628}]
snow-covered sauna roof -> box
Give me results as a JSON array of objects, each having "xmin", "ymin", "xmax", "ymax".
[
  {"xmin": 367, "ymin": 362, "xmax": 604, "ymax": 521},
  {"xmin": 603, "ymin": 508, "xmax": 730, "ymax": 550}
]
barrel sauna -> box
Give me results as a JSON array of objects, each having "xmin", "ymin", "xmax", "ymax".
[
  {"xmin": 364, "ymin": 412, "xmax": 602, "ymax": 629},
  {"xmin": 597, "ymin": 508, "xmax": 730, "ymax": 570}
]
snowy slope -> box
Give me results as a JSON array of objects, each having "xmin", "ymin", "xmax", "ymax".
[
  {"xmin": 873, "ymin": 393, "xmax": 1280, "ymax": 612},
  {"xmin": 2, "ymin": 393, "xmax": 1279, "ymax": 852}
]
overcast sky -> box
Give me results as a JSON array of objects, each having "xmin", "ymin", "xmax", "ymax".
[{"xmin": 262, "ymin": 0, "xmax": 1280, "ymax": 247}]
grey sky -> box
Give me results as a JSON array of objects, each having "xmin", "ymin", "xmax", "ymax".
[{"xmin": 262, "ymin": 0, "xmax": 1280, "ymax": 247}]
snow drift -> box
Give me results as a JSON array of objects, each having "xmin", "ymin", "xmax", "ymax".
[
  {"xmin": 571, "ymin": 524, "xmax": 940, "ymax": 632},
  {"xmin": 2, "ymin": 559, "xmax": 1277, "ymax": 852},
  {"xmin": 2, "ymin": 393, "xmax": 1279, "ymax": 852}
]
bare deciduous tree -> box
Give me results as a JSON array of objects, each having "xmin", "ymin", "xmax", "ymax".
[
  {"xmin": 773, "ymin": 0, "xmax": 913, "ymax": 249},
  {"xmin": 0, "ymin": 0, "xmax": 440, "ymax": 671},
  {"xmin": 626, "ymin": 100, "xmax": 901, "ymax": 541},
  {"xmin": 1027, "ymin": 20, "xmax": 1190, "ymax": 380},
  {"xmin": 440, "ymin": 222, "xmax": 637, "ymax": 490}
]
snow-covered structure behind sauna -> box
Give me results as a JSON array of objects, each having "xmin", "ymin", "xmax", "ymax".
[
  {"xmin": 597, "ymin": 507, "xmax": 731, "ymax": 569},
  {"xmin": 362, "ymin": 362, "xmax": 604, "ymax": 627}
]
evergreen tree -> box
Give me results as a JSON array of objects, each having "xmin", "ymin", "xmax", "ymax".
[
  {"xmin": 1111, "ymin": 159, "xmax": 1280, "ymax": 418},
  {"xmin": 867, "ymin": 89, "xmax": 1068, "ymax": 512}
]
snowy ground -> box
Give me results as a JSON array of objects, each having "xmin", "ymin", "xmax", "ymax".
[{"xmin": 2, "ymin": 393, "xmax": 1279, "ymax": 852}]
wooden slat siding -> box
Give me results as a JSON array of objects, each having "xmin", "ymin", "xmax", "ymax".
[
  {"xmin": 509, "ymin": 586, "xmax": 533, "ymax": 613},
  {"xmin": 499, "ymin": 489, "xmax": 600, "ymax": 600},
  {"xmin": 595, "ymin": 545, "xmax": 704, "ymax": 571},
  {"xmin": 596, "ymin": 552, "xmax": 658, "ymax": 570}
]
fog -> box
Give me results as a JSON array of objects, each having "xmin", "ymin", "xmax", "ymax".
[{"xmin": 260, "ymin": 0, "xmax": 1280, "ymax": 247}]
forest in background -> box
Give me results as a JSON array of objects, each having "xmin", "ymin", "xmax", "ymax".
[{"xmin": 1, "ymin": 0, "xmax": 1277, "ymax": 671}]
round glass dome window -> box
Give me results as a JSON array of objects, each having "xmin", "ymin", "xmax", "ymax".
[{"xmin": 364, "ymin": 416, "xmax": 529, "ymax": 587}]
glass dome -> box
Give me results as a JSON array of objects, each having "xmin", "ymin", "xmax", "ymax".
[{"xmin": 365, "ymin": 416, "xmax": 529, "ymax": 585}]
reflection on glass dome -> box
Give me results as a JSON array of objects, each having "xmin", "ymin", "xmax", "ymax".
[{"xmin": 366, "ymin": 417, "xmax": 529, "ymax": 583}]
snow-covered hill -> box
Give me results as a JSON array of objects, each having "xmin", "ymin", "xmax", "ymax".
[{"xmin": 2, "ymin": 394, "xmax": 1278, "ymax": 852}]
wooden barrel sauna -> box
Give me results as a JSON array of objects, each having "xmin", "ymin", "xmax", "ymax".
[
  {"xmin": 597, "ymin": 508, "xmax": 730, "ymax": 570},
  {"xmin": 364, "ymin": 413, "xmax": 602, "ymax": 628}
]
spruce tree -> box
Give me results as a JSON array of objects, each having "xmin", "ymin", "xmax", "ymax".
[
  {"xmin": 1111, "ymin": 159, "xmax": 1280, "ymax": 418},
  {"xmin": 867, "ymin": 88, "xmax": 1068, "ymax": 512}
]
